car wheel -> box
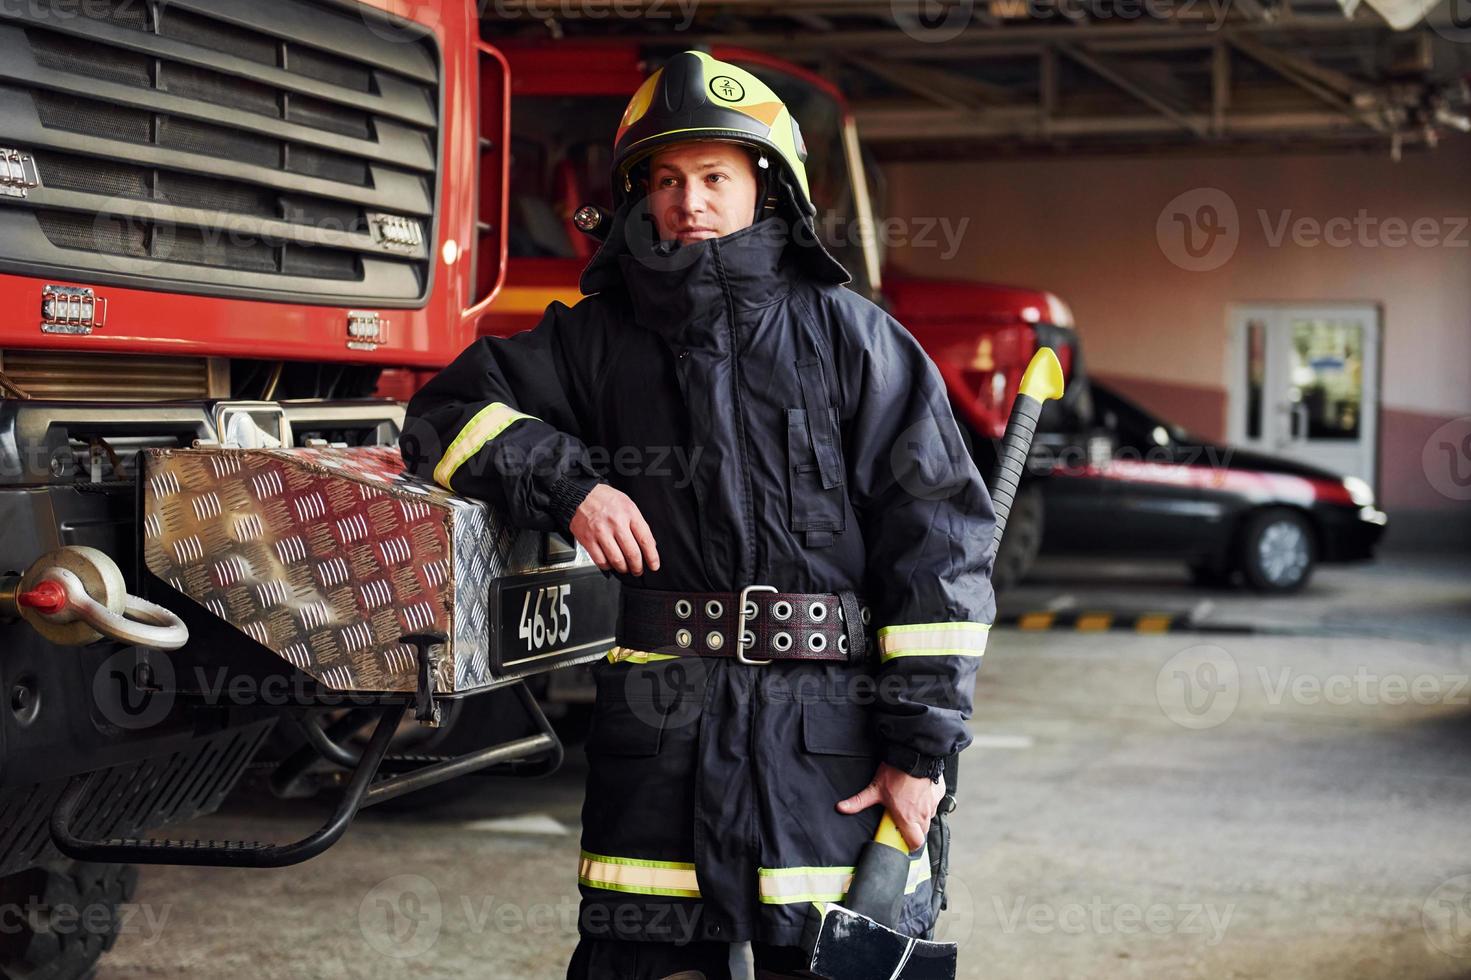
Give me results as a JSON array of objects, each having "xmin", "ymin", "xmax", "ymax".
[
  {"xmin": 992, "ymin": 483, "xmax": 1043, "ymax": 592},
  {"xmin": 1239, "ymin": 508, "xmax": 1316, "ymax": 594}
]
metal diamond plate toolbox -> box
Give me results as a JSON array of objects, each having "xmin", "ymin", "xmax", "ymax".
[{"xmin": 142, "ymin": 446, "xmax": 517, "ymax": 694}]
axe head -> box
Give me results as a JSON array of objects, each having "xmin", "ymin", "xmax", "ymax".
[{"xmin": 803, "ymin": 902, "xmax": 957, "ymax": 980}]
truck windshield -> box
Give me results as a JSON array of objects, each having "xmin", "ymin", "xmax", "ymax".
[
  {"xmin": 507, "ymin": 95, "xmax": 623, "ymax": 260},
  {"xmin": 737, "ymin": 64, "xmax": 874, "ymax": 297}
]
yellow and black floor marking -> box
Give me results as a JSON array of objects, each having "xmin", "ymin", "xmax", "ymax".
[{"xmin": 998, "ymin": 610, "xmax": 1258, "ymax": 635}]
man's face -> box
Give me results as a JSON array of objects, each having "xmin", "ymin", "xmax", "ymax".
[{"xmin": 645, "ymin": 141, "xmax": 759, "ymax": 246}]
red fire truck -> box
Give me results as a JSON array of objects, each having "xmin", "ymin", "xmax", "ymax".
[{"xmin": 0, "ymin": 4, "xmax": 637, "ymax": 976}]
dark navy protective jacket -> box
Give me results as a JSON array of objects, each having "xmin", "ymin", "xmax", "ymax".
[{"xmin": 401, "ymin": 194, "xmax": 997, "ymax": 947}]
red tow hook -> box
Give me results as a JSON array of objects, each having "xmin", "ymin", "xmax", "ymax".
[{"xmin": 17, "ymin": 580, "xmax": 68, "ymax": 616}]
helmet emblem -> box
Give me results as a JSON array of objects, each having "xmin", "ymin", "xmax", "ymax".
[{"xmin": 708, "ymin": 76, "xmax": 745, "ymax": 102}]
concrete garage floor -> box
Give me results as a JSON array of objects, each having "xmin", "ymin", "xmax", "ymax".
[{"xmin": 100, "ymin": 555, "xmax": 1471, "ymax": 980}]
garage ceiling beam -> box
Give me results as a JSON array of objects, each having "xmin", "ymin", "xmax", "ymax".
[
  {"xmin": 1229, "ymin": 34, "xmax": 1368, "ymax": 100},
  {"xmin": 1227, "ymin": 0, "xmax": 1271, "ymax": 21},
  {"xmin": 525, "ymin": 6, "xmax": 1462, "ymax": 158},
  {"xmin": 788, "ymin": 12, "xmax": 836, "ymax": 29},
  {"xmin": 852, "ymin": 105, "xmax": 1386, "ymax": 138},
  {"xmin": 865, "ymin": 130, "xmax": 1412, "ymax": 160},
  {"xmin": 1056, "ymin": 44, "xmax": 1209, "ymax": 137},
  {"xmin": 1227, "ymin": 35, "xmax": 1388, "ymax": 132},
  {"xmin": 1212, "ymin": 39, "xmax": 1230, "ymax": 137},
  {"xmin": 644, "ymin": 14, "xmax": 1382, "ymax": 50},
  {"xmin": 838, "ymin": 53, "xmax": 1010, "ymax": 109},
  {"xmin": 877, "ymin": 32, "xmax": 1361, "ymax": 58},
  {"xmin": 1039, "ymin": 45, "xmax": 1057, "ymax": 140}
]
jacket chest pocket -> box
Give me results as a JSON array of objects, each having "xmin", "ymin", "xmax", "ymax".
[{"xmin": 785, "ymin": 356, "xmax": 848, "ymax": 547}]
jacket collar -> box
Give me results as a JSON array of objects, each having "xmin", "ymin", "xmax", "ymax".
[
  {"xmin": 578, "ymin": 176, "xmax": 850, "ymax": 343},
  {"xmin": 624, "ymin": 216, "xmax": 794, "ymax": 338}
]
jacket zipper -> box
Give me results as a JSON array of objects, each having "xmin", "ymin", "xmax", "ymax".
[{"xmin": 712, "ymin": 242, "xmax": 759, "ymax": 583}]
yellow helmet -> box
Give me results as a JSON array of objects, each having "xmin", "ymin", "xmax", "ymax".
[{"xmin": 612, "ymin": 50, "xmax": 813, "ymax": 211}]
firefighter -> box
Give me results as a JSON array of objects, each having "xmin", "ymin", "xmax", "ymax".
[{"xmin": 401, "ymin": 51, "xmax": 996, "ymax": 980}]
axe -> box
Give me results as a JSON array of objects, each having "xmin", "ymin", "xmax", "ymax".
[{"xmin": 801, "ymin": 347, "xmax": 1066, "ymax": 980}]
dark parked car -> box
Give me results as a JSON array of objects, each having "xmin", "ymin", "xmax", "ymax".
[{"xmin": 991, "ymin": 381, "xmax": 1387, "ymax": 593}]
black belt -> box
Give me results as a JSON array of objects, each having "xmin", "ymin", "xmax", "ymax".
[{"xmin": 618, "ymin": 586, "xmax": 874, "ymax": 664}]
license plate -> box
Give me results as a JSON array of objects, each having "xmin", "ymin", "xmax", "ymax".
[{"xmin": 492, "ymin": 569, "xmax": 619, "ymax": 673}]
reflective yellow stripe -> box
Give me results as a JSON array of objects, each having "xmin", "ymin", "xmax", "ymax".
[
  {"xmin": 759, "ymin": 866, "xmax": 853, "ymax": 905},
  {"xmin": 433, "ymin": 401, "xmax": 536, "ymax": 489},
  {"xmin": 758, "ymin": 849, "xmax": 931, "ymax": 905},
  {"xmin": 1075, "ymin": 613, "xmax": 1113, "ymax": 632},
  {"xmin": 907, "ymin": 851, "xmax": 933, "ymax": 892},
  {"xmin": 877, "ymin": 622, "xmax": 990, "ymax": 661},
  {"xmin": 492, "ymin": 285, "xmax": 583, "ymax": 315},
  {"xmin": 606, "ymin": 645, "xmax": 680, "ymax": 664},
  {"xmin": 578, "ymin": 851, "xmax": 701, "ymax": 898}
]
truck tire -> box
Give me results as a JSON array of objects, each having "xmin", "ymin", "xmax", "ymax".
[
  {"xmin": 1239, "ymin": 507, "xmax": 1316, "ymax": 594},
  {"xmin": 991, "ymin": 483, "xmax": 1043, "ymax": 592},
  {"xmin": 0, "ymin": 861, "xmax": 138, "ymax": 980}
]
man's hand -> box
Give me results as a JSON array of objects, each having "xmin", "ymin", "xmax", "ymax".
[
  {"xmin": 570, "ymin": 484, "xmax": 660, "ymax": 576},
  {"xmin": 835, "ymin": 762, "xmax": 946, "ymax": 852}
]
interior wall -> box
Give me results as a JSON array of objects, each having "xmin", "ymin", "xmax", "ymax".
[{"xmin": 884, "ymin": 137, "xmax": 1471, "ymax": 544}]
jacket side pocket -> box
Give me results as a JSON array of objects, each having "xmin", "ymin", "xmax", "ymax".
[
  {"xmin": 586, "ymin": 697, "xmax": 667, "ymax": 757},
  {"xmin": 800, "ymin": 699, "xmax": 878, "ymax": 757},
  {"xmin": 587, "ymin": 661, "xmax": 671, "ymax": 758}
]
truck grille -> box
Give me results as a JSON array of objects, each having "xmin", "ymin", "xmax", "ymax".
[
  {"xmin": 0, "ymin": 0, "xmax": 440, "ymax": 306},
  {"xmin": 0, "ymin": 349, "xmax": 228, "ymax": 400}
]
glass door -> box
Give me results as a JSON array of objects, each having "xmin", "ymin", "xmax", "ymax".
[{"xmin": 1228, "ymin": 304, "xmax": 1380, "ymax": 488}]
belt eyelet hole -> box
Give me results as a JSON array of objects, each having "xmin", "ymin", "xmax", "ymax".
[
  {"xmin": 675, "ymin": 628, "xmax": 692, "ymax": 648},
  {"xmin": 772, "ymin": 630, "xmax": 792, "ymax": 652},
  {"xmin": 807, "ymin": 632, "xmax": 827, "ymax": 653},
  {"xmin": 743, "ymin": 600, "xmax": 758, "ymax": 620},
  {"xmin": 706, "ymin": 630, "xmax": 724, "ymax": 650},
  {"xmin": 675, "ymin": 599, "xmax": 693, "ymax": 620},
  {"xmin": 740, "ymin": 630, "xmax": 755, "ymax": 649},
  {"xmin": 837, "ymin": 634, "xmax": 848, "ymax": 654},
  {"xmin": 772, "ymin": 600, "xmax": 792, "ymax": 621},
  {"xmin": 705, "ymin": 600, "xmax": 723, "ymax": 619},
  {"xmin": 859, "ymin": 606, "xmax": 872, "ymax": 625},
  {"xmin": 808, "ymin": 601, "xmax": 827, "ymax": 622}
]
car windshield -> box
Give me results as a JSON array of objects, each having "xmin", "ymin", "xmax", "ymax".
[{"xmin": 1091, "ymin": 381, "xmax": 1199, "ymax": 447}]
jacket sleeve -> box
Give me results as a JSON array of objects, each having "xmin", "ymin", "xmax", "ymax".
[
  {"xmin": 399, "ymin": 301, "xmax": 604, "ymax": 532},
  {"xmin": 840, "ymin": 310, "xmax": 998, "ymax": 773}
]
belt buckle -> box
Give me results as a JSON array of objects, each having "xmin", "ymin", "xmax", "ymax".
[{"xmin": 735, "ymin": 584, "xmax": 777, "ymax": 665}]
